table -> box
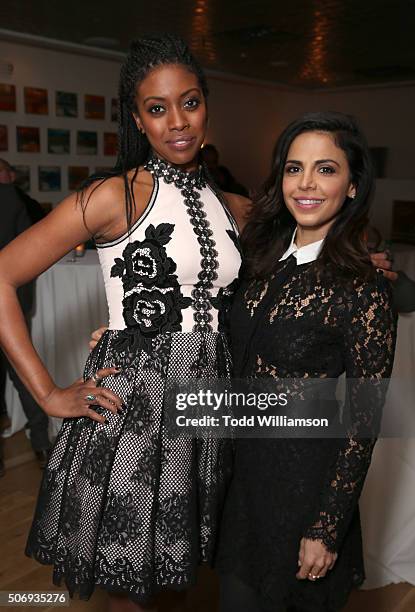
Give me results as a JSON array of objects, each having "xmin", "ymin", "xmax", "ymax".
[
  {"xmin": 4, "ymin": 250, "xmax": 108, "ymax": 438},
  {"xmin": 360, "ymin": 243, "xmax": 415, "ymax": 588}
]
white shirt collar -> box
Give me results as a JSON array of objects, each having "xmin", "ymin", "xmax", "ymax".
[{"xmin": 279, "ymin": 229, "xmax": 324, "ymax": 265}]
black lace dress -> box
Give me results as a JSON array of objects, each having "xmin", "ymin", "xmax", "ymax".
[{"xmin": 216, "ymin": 256, "xmax": 396, "ymax": 611}]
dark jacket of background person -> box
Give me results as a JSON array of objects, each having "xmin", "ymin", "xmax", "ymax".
[
  {"xmin": 16, "ymin": 187, "xmax": 46, "ymax": 225},
  {"xmin": 0, "ymin": 184, "xmax": 34, "ymax": 313},
  {"xmin": 0, "ymin": 183, "xmax": 50, "ymax": 458}
]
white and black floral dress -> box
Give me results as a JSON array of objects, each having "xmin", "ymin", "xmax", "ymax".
[{"xmin": 25, "ymin": 155, "xmax": 241, "ymax": 603}]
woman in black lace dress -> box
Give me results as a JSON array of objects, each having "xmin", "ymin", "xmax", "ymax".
[{"xmin": 216, "ymin": 112, "xmax": 396, "ymax": 611}]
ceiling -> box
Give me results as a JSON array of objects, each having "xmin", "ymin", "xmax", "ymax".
[{"xmin": 1, "ymin": 0, "xmax": 415, "ymax": 89}]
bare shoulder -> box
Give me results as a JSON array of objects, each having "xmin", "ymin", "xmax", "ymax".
[
  {"xmin": 82, "ymin": 168, "xmax": 154, "ymax": 240},
  {"xmin": 83, "ymin": 168, "xmax": 152, "ymax": 208},
  {"xmin": 222, "ymin": 192, "xmax": 252, "ymax": 232}
]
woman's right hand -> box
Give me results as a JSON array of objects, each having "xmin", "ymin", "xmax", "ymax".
[
  {"xmin": 41, "ymin": 367, "xmax": 123, "ymax": 424},
  {"xmin": 89, "ymin": 326, "xmax": 108, "ymax": 351}
]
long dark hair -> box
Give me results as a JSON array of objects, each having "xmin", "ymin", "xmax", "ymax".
[
  {"xmin": 79, "ymin": 34, "xmax": 209, "ymax": 232},
  {"xmin": 242, "ymin": 111, "xmax": 375, "ymax": 279}
]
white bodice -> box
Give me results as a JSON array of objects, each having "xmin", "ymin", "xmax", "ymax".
[{"xmin": 96, "ymin": 162, "xmax": 241, "ymax": 333}]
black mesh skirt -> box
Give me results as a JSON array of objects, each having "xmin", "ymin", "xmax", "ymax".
[{"xmin": 25, "ymin": 330, "xmax": 233, "ymax": 602}]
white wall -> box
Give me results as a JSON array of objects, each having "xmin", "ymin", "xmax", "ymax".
[
  {"xmin": 280, "ymin": 86, "xmax": 415, "ymax": 238},
  {"xmin": 1, "ymin": 39, "xmax": 414, "ymax": 238},
  {"xmin": 208, "ymin": 80, "xmax": 415, "ymax": 239},
  {"xmin": 0, "ymin": 41, "xmax": 120, "ymax": 205}
]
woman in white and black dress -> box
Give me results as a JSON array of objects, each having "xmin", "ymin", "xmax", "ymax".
[{"xmin": 0, "ymin": 35, "xmax": 246, "ymax": 611}]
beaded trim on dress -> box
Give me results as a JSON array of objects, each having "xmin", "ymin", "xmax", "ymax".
[{"xmin": 144, "ymin": 154, "xmax": 219, "ymax": 333}]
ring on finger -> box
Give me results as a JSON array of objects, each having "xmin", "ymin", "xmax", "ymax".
[
  {"xmin": 91, "ymin": 373, "xmax": 101, "ymax": 384},
  {"xmin": 85, "ymin": 393, "xmax": 97, "ymax": 402},
  {"xmin": 308, "ymin": 573, "xmax": 321, "ymax": 580}
]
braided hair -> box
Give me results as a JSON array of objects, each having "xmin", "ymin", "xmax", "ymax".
[{"xmin": 79, "ymin": 33, "xmax": 209, "ymax": 234}]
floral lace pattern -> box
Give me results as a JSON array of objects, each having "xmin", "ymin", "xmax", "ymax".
[
  {"xmin": 27, "ymin": 329, "xmax": 234, "ymax": 604},
  {"xmin": 111, "ymin": 223, "xmax": 191, "ymax": 341},
  {"xmin": 217, "ymin": 261, "xmax": 396, "ymax": 611},
  {"xmin": 99, "ymin": 491, "xmax": 143, "ymax": 548}
]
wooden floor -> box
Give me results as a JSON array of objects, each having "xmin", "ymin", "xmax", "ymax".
[{"xmin": 1, "ymin": 431, "xmax": 414, "ymax": 612}]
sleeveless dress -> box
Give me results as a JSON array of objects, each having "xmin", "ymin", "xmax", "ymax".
[{"xmin": 25, "ymin": 155, "xmax": 242, "ymax": 603}]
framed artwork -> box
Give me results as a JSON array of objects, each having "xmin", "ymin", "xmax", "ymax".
[
  {"xmin": 14, "ymin": 165, "xmax": 31, "ymax": 192},
  {"xmin": 16, "ymin": 126, "xmax": 41, "ymax": 153},
  {"xmin": 0, "ymin": 125, "xmax": 8, "ymax": 151},
  {"xmin": 68, "ymin": 166, "xmax": 89, "ymax": 190},
  {"xmin": 0, "ymin": 84, "xmax": 16, "ymax": 112},
  {"xmin": 85, "ymin": 94, "xmax": 105, "ymax": 119},
  {"xmin": 104, "ymin": 132, "xmax": 117, "ymax": 156},
  {"xmin": 56, "ymin": 91, "xmax": 78, "ymax": 117},
  {"xmin": 38, "ymin": 166, "xmax": 61, "ymax": 191},
  {"xmin": 24, "ymin": 87, "xmax": 48, "ymax": 115},
  {"xmin": 77, "ymin": 130, "xmax": 98, "ymax": 155},
  {"xmin": 391, "ymin": 201, "xmax": 415, "ymax": 244},
  {"xmin": 48, "ymin": 128, "xmax": 70, "ymax": 154},
  {"xmin": 111, "ymin": 98, "xmax": 118, "ymax": 122}
]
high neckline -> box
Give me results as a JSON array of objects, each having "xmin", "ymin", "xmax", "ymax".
[
  {"xmin": 279, "ymin": 229, "xmax": 324, "ymax": 265},
  {"xmin": 144, "ymin": 152, "xmax": 206, "ymax": 190}
]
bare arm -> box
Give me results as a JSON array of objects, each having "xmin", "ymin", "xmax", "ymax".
[{"xmin": 0, "ymin": 182, "xmax": 124, "ymax": 421}]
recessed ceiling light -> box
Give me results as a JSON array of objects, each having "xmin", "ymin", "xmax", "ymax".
[{"xmin": 83, "ymin": 37, "xmax": 120, "ymax": 48}]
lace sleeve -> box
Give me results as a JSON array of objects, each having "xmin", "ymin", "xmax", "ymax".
[{"xmin": 303, "ymin": 274, "xmax": 397, "ymax": 552}]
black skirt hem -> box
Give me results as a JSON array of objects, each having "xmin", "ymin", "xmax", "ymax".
[{"xmin": 25, "ymin": 548, "xmax": 202, "ymax": 604}]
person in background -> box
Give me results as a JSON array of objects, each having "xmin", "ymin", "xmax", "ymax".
[
  {"xmin": 0, "ymin": 183, "xmax": 50, "ymax": 475},
  {"xmin": 0, "ymin": 158, "xmax": 46, "ymax": 224},
  {"xmin": 201, "ymin": 143, "xmax": 249, "ymax": 196},
  {"xmin": 367, "ymin": 227, "xmax": 415, "ymax": 314}
]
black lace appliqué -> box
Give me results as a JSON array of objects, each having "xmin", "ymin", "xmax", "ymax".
[
  {"xmin": 145, "ymin": 154, "xmax": 219, "ymax": 333},
  {"xmin": 130, "ymin": 433, "xmax": 170, "ymax": 488},
  {"xmin": 122, "ymin": 382, "xmax": 153, "ymax": 436},
  {"xmin": 79, "ymin": 431, "xmax": 117, "ymax": 487},
  {"xmin": 99, "ymin": 491, "xmax": 142, "ymax": 548},
  {"xmin": 159, "ymin": 492, "xmax": 191, "ymax": 546},
  {"xmin": 95, "ymin": 551, "xmax": 153, "ymax": 592},
  {"xmin": 61, "ymin": 482, "xmax": 82, "ymax": 538},
  {"xmin": 211, "ymin": 277, "xmax": 240, "ymax": 334},
  {"xmin": 111, "ymin": 223, "xmax": 191, "ymax": 341}
]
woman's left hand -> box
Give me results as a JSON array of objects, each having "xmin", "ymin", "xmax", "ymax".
[{"xmin": 296, "ymin": 537, "xmax": 338, "ymax": 581}]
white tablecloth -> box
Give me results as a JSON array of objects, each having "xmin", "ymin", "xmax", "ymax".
[
  {"xmin": 360, "ymin": 244, "xmax": 415, "ymax": 588},
  {"xmin": 4, "ymin": 250, "xmax": 108, "ymax": 437}
]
